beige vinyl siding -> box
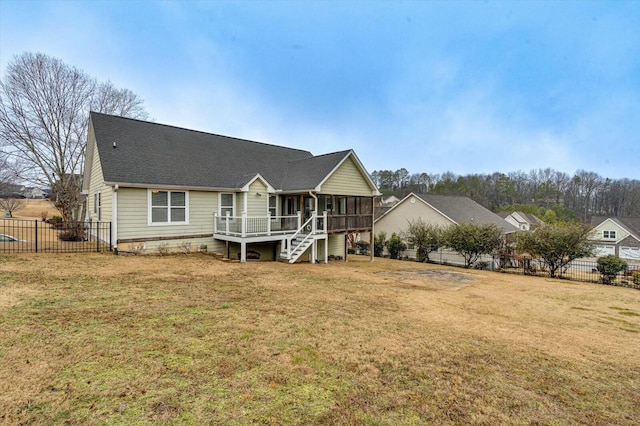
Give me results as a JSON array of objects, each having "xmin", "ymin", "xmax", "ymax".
[
  {"xmin": 328, "ymin": 234, "xmax": 346, "ymax": 257},
  {"xmin": 117, "ymin": 188, "xmax": 216, "ymax": 241},
  {"xmin": 319, "ymin": 157, "xmax": 373, "ymax": 196},
  {"xmin": 375, "ymin": 197, "xmax": 454, "ymax": 238},
  {"xmin": 235, "ymin": 193, "xmax": 243, "ymax": 216},
  {"xmin": 87, "ymin": 136, "xmax": 112, "ymax": 222},
  {"xmin": 246, "ymin": 180, "xmax": 268, "ymax": 216},
  {"xmin": 592, "ymin": 220, "xmax": 630, "ymax": 243},
  {"xmin": 123, "ymin": 237, "xmax": 225, "ymax": 254}
]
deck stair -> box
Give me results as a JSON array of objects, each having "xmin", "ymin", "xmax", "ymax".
[
  {"xmin": 279, "ymin": 233, "xmax": 314, "ymax": 263},
  {"xmin": 279, "ymin": 215, "xmax": 317, "ymax": 263}
]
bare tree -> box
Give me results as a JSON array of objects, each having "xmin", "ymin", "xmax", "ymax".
[
  {"xmin": 0, "ymin": 151, "xmax": 13, "ymax": 193},
  {"xmin": 0, "ymin": 198, "xmax": 26, "ymax": 217},
  {"xmin": 0, "ymin": 52, "xmax": 148, "ymax": 222},
  {"xmin": 92, "ymin": 80, "xmax": 149, "ymax": 120}
]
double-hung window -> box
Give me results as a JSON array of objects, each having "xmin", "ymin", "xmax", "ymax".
[
  {"xmin": 269, "ymin": 195, "xmax": 278, "ymax": 219},
  {"xmin": 150, "ymin": 190, "xmax": 188, "ymax": 224},
  {"xmin": 603, "ymin": 230, "xmax": 616, "ymax": 239},
  {"xmin": 219, "ymin": 193, "xmax": 235, "ymax": 218}
]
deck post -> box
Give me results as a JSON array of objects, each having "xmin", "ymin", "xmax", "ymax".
[
  {"xmin": 240, "ymin": 241, "xmax": 247, "ymax": 262},
  {"xmin": 370, "ymin": 196, "xmax": 375, "ymax": 262},
  {"xmin": 324, "ymin": 234, "xmax": 328, "ymax": 263},
  {"xmin": 225, "ymin": 211, "xmax": 230, "ymax": 234}
]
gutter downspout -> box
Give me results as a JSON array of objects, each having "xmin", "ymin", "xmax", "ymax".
[
  {"xmin": 113, "ymin": 184, "xmax": 118, "ymax": 255},
  {"xmin": 308, "ymin": 191, "xmax": 318, "ymax": 216}
]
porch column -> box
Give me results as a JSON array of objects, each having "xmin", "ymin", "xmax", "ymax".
[
  {"xmin": 312, "ymin": 239, "xmax": 317, "ymax": 263},
  {"xmin": 240, "ymin": 241, "xmax": 247, "ymax": 262},
  {"xmin": 241, "ymin": 212, "xmax": 247, "ymax": 237}
]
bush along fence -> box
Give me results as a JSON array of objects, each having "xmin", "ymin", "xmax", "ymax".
[
  {"xmin": 0, "ymin": 219, "xmax": 112, "ymax": 253},
  {"xmin": 490, "ymin": 254, "xmax": 640, "ymax": 290}
]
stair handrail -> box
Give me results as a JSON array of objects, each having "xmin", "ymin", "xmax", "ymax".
[{"xmin": 287, "ymin": 213, "xmax": 315, "ymax": 259}]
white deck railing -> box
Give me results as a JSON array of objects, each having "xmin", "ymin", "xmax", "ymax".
[
  {"xmin": 214, "ymin": 211, "xmax": 328, "ymax": 239},
  {"xmin": 214, "ymin": 212, "xmax": 301, "ymax": 237}
]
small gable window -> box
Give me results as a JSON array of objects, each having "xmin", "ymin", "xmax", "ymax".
[
  {"xmin": 603, "ymin": 230, "xmax": 616, "ymax": 239},
  {"xmin": 150, "ymin": 190, "xmax": 188, "ymax": 224}
]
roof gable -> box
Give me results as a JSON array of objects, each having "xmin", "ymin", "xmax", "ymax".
[{"xmin": 592, "ymin": 216, "xmax": 640, "ymax": 239}]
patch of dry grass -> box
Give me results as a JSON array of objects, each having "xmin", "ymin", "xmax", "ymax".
[
  {"xmin": 8, "ymin": 199, "xmax": 58, "ymax": 220},
  {"xmin": 0, "ymin": 253, "xmax": 639, "ymax": 425}
]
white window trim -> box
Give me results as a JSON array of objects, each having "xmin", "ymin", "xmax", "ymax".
[
  {"xmin": 218, "ymin": 192, "xmax": 236, "ymax": 218},
  {"xmin": 148, "ymin": 189, "xmax": 189, "ymax": 226},
  {"xmin": 603, "ymin": 230, "xmax": 616, "ymax": 239},
  {"xmin": 268, "ymin": 195, "xmax": 278, "ymax": 219},
  {"xmin": 96, "ymin": 192, "xmax": 101, "ymax": 221}
]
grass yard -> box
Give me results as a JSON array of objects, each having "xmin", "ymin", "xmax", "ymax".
[{"xmin": 1, "ymin": 253, "xmax": 639, "ymax": 425}]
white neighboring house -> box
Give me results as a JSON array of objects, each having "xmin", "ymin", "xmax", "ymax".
[
  {"xmin": 497, "ymin": 211, "xmax": 544, "ymax": 231},
  {"xmin": 25, "ymin": 187, "xmax": 47, "ymax": 199},
  {"xmin": 379, "ymin": 195, "xmax": 400, "ymax": 206},
  {"xmin": 590, "ymin": 216, "xmax": 640, "ymax": 261}
]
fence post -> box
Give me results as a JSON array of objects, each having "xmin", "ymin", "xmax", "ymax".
[
  {"xmin": 96, "ymin": 221, "xmax": 100, "ymax": 252},
  {"xmin": 109, "ymin": 222, "xmax": 113, "ymax": 252},
  {"xmin": 35, "ymin": 220, "xmax": 38, "ymax": 253}
]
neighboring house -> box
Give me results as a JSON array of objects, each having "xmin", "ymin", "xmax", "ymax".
[
  {"xmin": 25, "ymin": 187, "xmax": 47, "ymax": 199},
  {"xmin": 370, "ymin": 192, "xmax": 517, "ymax": 262},
  {"xmin": 82, "ymin": 112, "xmax": 380, "ymax": 262},
  {"xmin": 497, "ymin": 211, "xmax": 544, "ymax": 231},
  {"xmin": 379, "ymin": 195, "xmax": 400, "ymax": 206},
  {"xmin": 590, "ymin": 216, "xmax": 640, "ymax": 261},
  {"xmin": 375, "ymin": 192, "xmax": 518, "ymax": 236}
]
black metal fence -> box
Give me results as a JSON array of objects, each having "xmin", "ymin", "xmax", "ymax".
[
  {"xmin": 429, "ymin": 253, "xmax": 640, "ymax": 290},
  {"xmin": 0, "ymin": 219, "xmax": 111, "ymax": 253}
]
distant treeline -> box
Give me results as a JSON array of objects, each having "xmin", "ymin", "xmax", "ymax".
[{"xmin": 370, "ymin": 168, "xmax": 640, "ymax": 221}]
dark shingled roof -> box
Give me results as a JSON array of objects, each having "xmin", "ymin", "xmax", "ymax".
[
  {"xmin": 414, "ymin": 193, "xmax": 518, "ymax": 233},
  {"xmin": 90, "ymin": 112, "xmax": 353, "ymax": 191}
]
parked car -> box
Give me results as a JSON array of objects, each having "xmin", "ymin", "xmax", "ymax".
[{"xmin": 0, "ymin": 234, "xmax": 26, "ymax": 242}]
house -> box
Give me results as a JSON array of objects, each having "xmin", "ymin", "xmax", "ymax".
[
  {"xmin": 25, "ymin": 187, "xmax": 47, "ymax": 199},
  {"xmin": 0, "ymin": 183, "xmax": 27, "ymax": 199},
  {"xmin": 370, "ymin": 192, "xmax": 517, "ymax": 262},
  {"xmin": 590, "ymin": 216, "xmax": 640, "ymax": 261},
  {"xmin": 497, "ymin": 211, "xmax": 544, "ymax": 231},
  {"xmin": 375, "ymin": 192, "xmax": 517, "ymax": 236},
  {"xmin": 379, "ymin": 195, "xmax": 400, "ymax": 206},
  {"xmin": 82, "ymin": 112, "xmax": 380, "ymax": 262}
]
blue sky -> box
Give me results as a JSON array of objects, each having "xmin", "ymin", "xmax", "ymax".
[{"xmin": 1, "ymin": 0, "xmax": 639, "ymax": 179}]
